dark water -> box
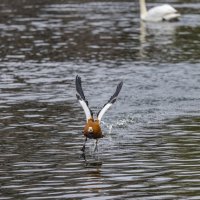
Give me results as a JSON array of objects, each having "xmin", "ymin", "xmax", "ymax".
[{"xmin": 0, "ymin": 0, "xmax": 200, "ymax": 199}]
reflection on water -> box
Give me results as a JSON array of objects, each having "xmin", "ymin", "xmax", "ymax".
[
  {"xmin": 0, "ymin": 0, "xmax": 200, "ymax": 199},
  {"xmin": 139, "ymin": 21, "xmax": 179, "ymax": 59}
]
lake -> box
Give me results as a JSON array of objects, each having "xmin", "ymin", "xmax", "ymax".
[{"xmin": 0, "ymin": 0, "xmax": 200, "ymax": 199}]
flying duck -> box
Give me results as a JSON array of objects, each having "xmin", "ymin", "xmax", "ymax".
[{"xmin": 75, "ymin": 75, "xmax": 123, "ymax": 152}]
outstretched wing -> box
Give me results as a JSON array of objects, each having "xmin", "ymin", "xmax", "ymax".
[
  {"xmin": 97, "ymin": 81, "xmax": 123, "ymax": 122},
  {"xmin": 76, "ymin": 75, "xmax": 92, "ymax": 121}
]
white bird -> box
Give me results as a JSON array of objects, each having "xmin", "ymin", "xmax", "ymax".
[{"xmin": 139, "ymin": 0, "xmax": 181, "ymax": 22}]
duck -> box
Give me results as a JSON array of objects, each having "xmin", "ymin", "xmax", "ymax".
[
  {"xmin": 75, "ymin": 75, "xmax": 123, "ymax": 152},
  {"xmin": 139, "ymin": 0, "xmax": 181, "ymax": 22}
]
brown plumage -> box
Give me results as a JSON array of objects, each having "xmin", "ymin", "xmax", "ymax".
[
  {"xmin": 83, "ymin": 118, "xmax": 103, "ymax": 139},
  {"xmin": 75, "ymin": 75, "xmax": 123, "ymax": 152}
]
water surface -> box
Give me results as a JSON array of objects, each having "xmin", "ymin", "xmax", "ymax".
[{"xmin": 0, "ymin": 0, "xmax": 200, "ymax": 199}]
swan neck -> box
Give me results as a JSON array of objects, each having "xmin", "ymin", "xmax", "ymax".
[{"xmin": 139, "ymin": 0, "xmax": 147, "ymax": 19}]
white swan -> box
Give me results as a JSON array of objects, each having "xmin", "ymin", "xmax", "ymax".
[{"xmin": 139, "ymin": 0, "xmax": 181, "ymax": 22}]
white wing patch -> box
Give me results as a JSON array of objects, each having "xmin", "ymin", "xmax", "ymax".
[
  {"xmin": 97, "ymin": 103, "xmax": 112, "ymax": 122},
  {"xmin": 77, "ymin": 97, "xmax": 92, "ymax": 121}
]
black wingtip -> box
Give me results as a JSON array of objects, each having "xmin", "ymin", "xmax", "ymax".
[
  {"xmin": 116, "ymin": 81, "xmax": 123, "ymax": 95},
  {"xmin": 75, "ymin": 75, "xmax": 86, "ymax": 100},
  {"xmin": 75, "ymin": 75, "xmax": 81, "ymax": 91},
  {"xmin": 109, "ymin": 81, "xmax": 123, "ymax": 104},
  {"xmin": 76, "ymin": 75, "xmax": 80, "ymax": 82}
]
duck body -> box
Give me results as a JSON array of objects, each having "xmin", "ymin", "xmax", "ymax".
[
  {"xmin": 83, "ymin": 118, "xmax": 103, "ymax": 139},
  {"xmin": 143, "ymin": 4, "xmax": 180, "ymax": 22},
  {"xmin": 140, "ymin": 0, "xmax": 181, "ymax": 22}
]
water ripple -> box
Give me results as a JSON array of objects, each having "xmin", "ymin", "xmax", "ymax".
[{"xmin": 1, "ymin": 1, "xmax": 200, "ymax": 200}]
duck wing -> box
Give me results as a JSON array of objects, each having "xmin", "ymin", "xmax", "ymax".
[
  {"xmin": 97, "ymin": 81, "xmax": 123, "ymax": 122},
  {"xmin": 76, "ymin": 75, "xmax": 93, "ymax": 121}
]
